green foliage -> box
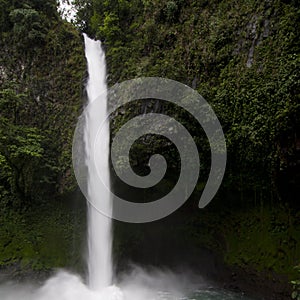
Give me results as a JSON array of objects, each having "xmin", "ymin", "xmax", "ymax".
[
  {"xmin": 164, "ymin": 1, "xmax": 179, "ymax": 23},
  {"xmin": 0, "ymin": 89, "xmax": 45, "ymax": 203},
  {"xmin": 74, "ymin": 0, "xmax": 299, "ymax": 199},
  {"xmin": 291, "ymin": 266, "xmax": 300, "ymax": 300},
  {"xmin": 96, "ymin": 11, "xmax": 121, "ymax": 42},
  {"xmin": 223, "ymin": 208, "xmax": 299, "ymax": 276},
  {"xmin": 0, "ymin": 197, "xmax": 86, "ymax": 273},
  {"xmin": 183, "ymin": 204, "xmax": 300, "ymax": 282},
  {"xmin": 9, "ymin": 8, "xmax": 47, "ymax": 46},
  {"xmin": 0, "ymin": 1, "xmax": 85, "ymax": 204},
  {"xmin": 0, "ymin": 0, "xmax": 86, "ymax": 272}
]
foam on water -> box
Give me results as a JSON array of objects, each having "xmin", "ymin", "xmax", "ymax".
[
  {"xmin": 0, "ymin": 268, "xmax": 197, "ymax": 300},
  {"xmin": 0, "ymin": 272, "xmax": 122, "ymax": 300},
  {"xmin": 0, "ymin": 267, "xmax": 253, "ymax": 300}
]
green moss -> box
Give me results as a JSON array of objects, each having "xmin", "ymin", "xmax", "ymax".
[
  {"xmin": 183, "ymin": 205, "xmax": 300, "ymax": 281},
  {"xmin": 222, "ymin": 208, "xmax": 299, "ymax": 278},
  {"xmin": 0, "ymin": 199, "xmax": 86, "ymax": 273}
]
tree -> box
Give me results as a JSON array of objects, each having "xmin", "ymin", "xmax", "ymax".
[{"xmin": 0, "ymin": 89, "xmax": 44, "ymax": 205}]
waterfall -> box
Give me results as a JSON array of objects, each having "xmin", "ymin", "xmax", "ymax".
[
  {"xmin": 0, "ymin": 33, "xmax": 241, "ymax": 300},
  {"xmin": 83, "ymin": 33, "xmax": 113, "ymax": 291}
]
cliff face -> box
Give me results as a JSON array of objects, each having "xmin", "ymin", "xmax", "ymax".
[
  {"xmin": 0, "ymin": 0, "xmax": 85, "ymax": 204},
  {"xmin": 0, "ymin": 1, "xmax": 86, "ymax": 275},
  {"xmin": 77, "ymin": 0, "xmax": 299, "ymax": 200},
  {"xmin": 76, "ymin": 0, "xmax": 299, "ymax": 298}
]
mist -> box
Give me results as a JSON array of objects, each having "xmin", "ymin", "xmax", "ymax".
[{"xmin": 0, "ymin": 266, "xmax": 205, "ymax": 300}]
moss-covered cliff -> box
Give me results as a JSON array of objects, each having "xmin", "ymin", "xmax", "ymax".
[
  {"xmin": 74, "ymin": 0, "xmax": 299, "ymax": 298},
  {"xmin": 0, "ymin": 0, "xmax": 85, "ymax": 204},
  {"xmin": 0, "ymin": 0, "xmax": 86, "ymax": 274}
]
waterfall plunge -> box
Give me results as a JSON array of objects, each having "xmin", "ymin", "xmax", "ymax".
[{"xmin": 83, "ymin": 33, "xmax": 113, "ymax": 290}]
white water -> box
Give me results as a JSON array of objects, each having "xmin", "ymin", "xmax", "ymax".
[
  {"xmin": 0, "ymin": 268, "xmax": 200, "ymax": 300},
  {"xmin": 83, "ymin": 33, "xmax": 113, "ymax": 291}
]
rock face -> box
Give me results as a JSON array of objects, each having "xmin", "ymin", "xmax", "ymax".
[
  {"xmin": 85, "ymin": 1, "xmax": 298, "ymax": 298},
  {"xmin": 0, "ymin": 0, "xmax": 86, "ymax": 275},
  {"xmin": 0, "ymin": 1, "xmax": 85, "ymax": 202}
]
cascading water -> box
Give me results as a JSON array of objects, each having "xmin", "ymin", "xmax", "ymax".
[{"xmin": 83, "ymin": 33, "xmax": 113, "ymax": 290}]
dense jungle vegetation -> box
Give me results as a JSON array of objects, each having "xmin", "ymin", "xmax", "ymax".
[{"xmin": 0, "ymin": 0, "xmax": 299, "ymax": 299}]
